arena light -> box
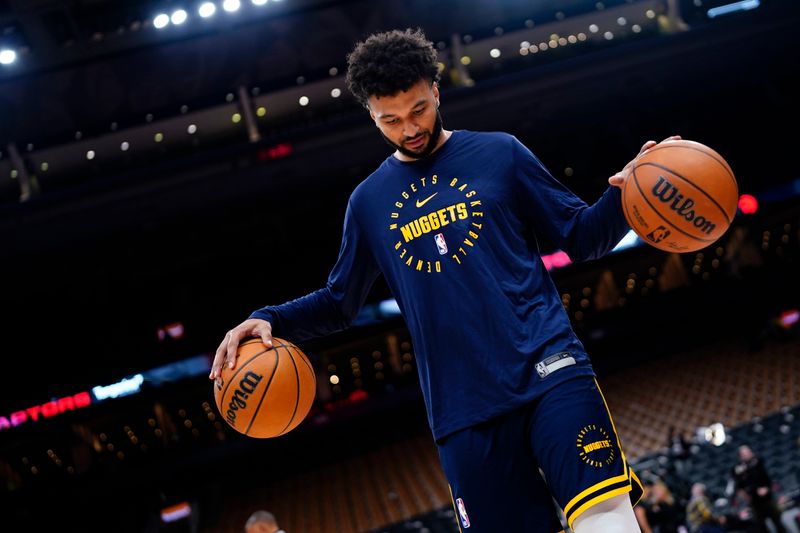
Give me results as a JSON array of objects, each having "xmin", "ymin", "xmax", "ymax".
[
  {"xmin": 92, "ymin": 374, "xmax": 144, "ymax": 401},
  {"xmin": 252, "ymin": 0, "xmax": 268, "ymax": 5},
  {"xmin": 702, "ymin": 422, "xmax": 727, "ymax": 446},
  {"xmin": 0, "ymin": 392, "xmax": 92, "ymax": 431},
  {"xmin": 161, "ymin": 502, "xmax": 192, "ymax": 523},
  {"xmin": 779, "ymin": 309, "xmax": 800, "ymax": 329},
  {"xmin": 171, "ymin": 9, "xmax": 188, "ymax": 25},
  {"xmin": 223, "ymin": 0, "xmax": 241, "ymax": 12},
  {"xmin": 198, "ymin": 2, "xmax": 216, "ymax": 17},
  {"xmin": 0, "ymin": 49, "xmax": 17, "ymax": 65},
  {"xmin": 379, "ymin": 299, "xmax": 401, "ymax": 316},
  {"xmin": 707, "ymin": 0, "xmax": 760, "ymax": 18},
  {"xmin": 541, "ymin": 250, "xmax": 572, "ymax": 271},
  {"xmin": 738, "ymin": 193, "xmax": 758, "ymax": 214},
  {"xmin": 256, "ymin": 142, "xmax": 293, "ymax": 161},
  {"xmin": 153, "ymin": 13, "xmax": 170, "ymax": 29},
  {"xmin": 157, "ymin": 321, "xmax": 185, "ymax": 341},
  {"xmin": 611, "ymin": 229, "xmax": 643, "ymax": 252}
]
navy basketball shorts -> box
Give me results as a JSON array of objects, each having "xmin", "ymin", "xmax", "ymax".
[{"xmin": 436, "ymin": 375, "xmax": 643, "ymax": 532}]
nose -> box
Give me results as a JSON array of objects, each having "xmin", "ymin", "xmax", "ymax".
[{"xmin": 403, "ymin": 123, "xmax": 420, "ymax": 139}]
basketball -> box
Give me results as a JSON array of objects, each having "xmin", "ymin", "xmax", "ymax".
[
  {"xmin": 213, "ymin": 337, "xmax": 316, "ymax": 438},
  {"xmin": 622, "ymin": 139, "xmax": 738, "ymax": 253}
]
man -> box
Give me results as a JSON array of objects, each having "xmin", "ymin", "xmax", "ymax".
[
  {"xmin": 244, "ymin": 510, "xmax": 285, "ymax": 533},
  {"xmin": 732, "ymin": 445, "xmax": 787, "ymax": 533},
  {"xmin": 211, "ymin": 28, "xmax": 678, "ymax": 532}
]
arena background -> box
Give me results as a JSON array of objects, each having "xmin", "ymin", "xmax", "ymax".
[{"xmin": 0, "ymin": 0, "xmax": 798, "ymax": 531}]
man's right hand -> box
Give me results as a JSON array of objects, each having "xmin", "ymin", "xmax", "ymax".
[{"xmin": 209, "ymin": 318, "xmax": 273, "ymax": 379}]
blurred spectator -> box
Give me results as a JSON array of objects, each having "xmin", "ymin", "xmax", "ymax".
[
  {"xmin": 731, "ymin": 445, "xmax": 787, "ymax": 533},
  {"xmin": 724, "ymin": 478, "xmax": 767, "ymax": 532},
  {"xmin": 655, "ymin": 0, "xmax": 690, "ymax": 34},
  {"xmin": 686, "ymin": 483, "xmax": 726, "ymax": 533},
  {"xmin": 724, "ymin": 227, "xmax": 764, "ymax": 279},
  {"xmin": 777, "ymin": 491, "xmax": 800, "ymax": 533},
  {"xmin": 637, "ymin": 479, "xmax": 689, "ymax": 533},
  {"xmin": 244, "ymin": 510, "xmax": 285, "ymax": 533},
  {"xmin": 668, "ymin": 426, "xmax": 693, "ymax": 482},
  {"xmin": 636, "ymin": 482, "xmax": 656, "ymax": 533},
  {"xmin": 668, "ymin": 427, "xmax": 691, "ymax": 460}
]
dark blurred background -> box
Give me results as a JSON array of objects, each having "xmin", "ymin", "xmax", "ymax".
[{"xmin": 0, "ymin": 0, "xmax": 798, "ymax": 531}]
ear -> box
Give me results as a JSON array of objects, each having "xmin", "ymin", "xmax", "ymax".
[{"xmin": 364, "ymin": 97, "xmax": 377, "ymax": 121}]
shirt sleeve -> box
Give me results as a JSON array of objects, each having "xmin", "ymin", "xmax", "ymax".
[
  {"xmin": 249, "ymin": 199, "xmax": 381, "ymax": 342},
  {"xmin": 511, "ymin": 135, "xmax": 631, "ymax": 262}
]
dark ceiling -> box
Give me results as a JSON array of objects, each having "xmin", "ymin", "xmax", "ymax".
[{"xmin": 0, "ymin": 0, "xmax": 630, "ymax": 147}]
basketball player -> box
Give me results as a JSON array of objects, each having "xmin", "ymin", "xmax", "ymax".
[{"xmin": 211, "ymin": 28, "xmax": 679, "ymax": 532}]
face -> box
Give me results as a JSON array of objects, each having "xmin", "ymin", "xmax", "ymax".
[
  {"xmin": 245, "ymin": 524, "xmax": 274, "ymax": 533},
  {"xmin": 739, "ymin": 446, "xmax": 754, "ymax": 460},
  {"xmin": 368, "ymin": 79, "xmax": 443, "ymax": 160}
]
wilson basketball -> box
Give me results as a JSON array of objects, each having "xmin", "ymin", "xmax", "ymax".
[
  {"xmin": 213, "ymin": 337, "xmax": 316, "ymax": 438},
  {"xmin": 622, "ymin": 139, "xmax": 738, "ymax": 253}
]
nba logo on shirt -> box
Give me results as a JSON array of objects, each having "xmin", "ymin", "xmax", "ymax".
[
  {"xmin": 456, "ymin": 498, "xmax": 470, "ymax": 528},
  {"xmin": 434, "ymin": 233, "xmax": 448, "ymax": 255}
]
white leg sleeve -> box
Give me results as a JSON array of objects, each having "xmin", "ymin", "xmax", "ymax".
[{"xmin": 571, "ymin": 493, "xmax": 641, "ymax": 533}]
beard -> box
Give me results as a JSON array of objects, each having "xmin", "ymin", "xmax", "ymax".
[{"xmin": 380, "ymin": 109, "xmax": 443, "ymax": 160}]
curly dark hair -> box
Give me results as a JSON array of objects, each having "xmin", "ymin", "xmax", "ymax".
[{"xmin": 345, "ymin": 28, "xmax": 441, "ymax": 107}]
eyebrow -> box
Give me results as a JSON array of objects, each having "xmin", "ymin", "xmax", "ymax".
[{"xmin": 377, "ymin": 99, "xmax": 428, "ymax": 119}]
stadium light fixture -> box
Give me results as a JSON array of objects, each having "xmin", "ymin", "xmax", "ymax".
[
  {"xmin": 223, "ymin": 0, "xmax": 241, "ymax": 12},
  {"xmin": 0, "ymin": 49, "xmax": 17, "ymax": 65},
  {"xmin": 171, "ymin": 9, "xmax": 188, "ymax": 25},
  {"xmin": 708, "ymin": 0, "xmax": 760, "ymax": 18},
  {"xmin": 198, "ymin": 2, "xmax": 216, "ymax": 18},
  {"xmin": 153, "ymin": 13, "xmax": 170, "ymax": 29}
]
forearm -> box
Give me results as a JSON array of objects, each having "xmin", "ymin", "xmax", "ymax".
[
  {"xmin": 249, "ymin": 286, "xmax": 353, "ymax": 343},
  {"xmin": 567, "ymin": 186, "xmax": 630, "ymax": 261}
]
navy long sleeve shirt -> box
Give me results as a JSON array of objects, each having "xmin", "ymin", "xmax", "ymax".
[{"xmin": 251, "ymin": 130, "xmax": 631, "ymax": 441}]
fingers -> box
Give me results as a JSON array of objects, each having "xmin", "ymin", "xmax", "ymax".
[
  {"xmin": 225, "ymin": 328, "xmax": 246, "ymax": 370},
  {"xmin": 209, "ymin": 319, "xmax": 274, "ymax": 379},
  {"xmin": 611, "ymin": 137, "xmax": 669, "ymax": 189},
  {"xmin": 639, "ymin": 135, "xmax": 681, "ymax": 157},
  {"xmin": 227, "ymin": 320, "xmax": 272, "ymax": 367},
  {"xmin": 260, "ymin": 322, "xmax": 273, "ymax": 349},
  {"xmin": 639, "ymin": 140, "xmax": 658, "ymax": 155},
  {"xmin": 209, "ymin": 331, "xmax": 231, "ymax": 379}
]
